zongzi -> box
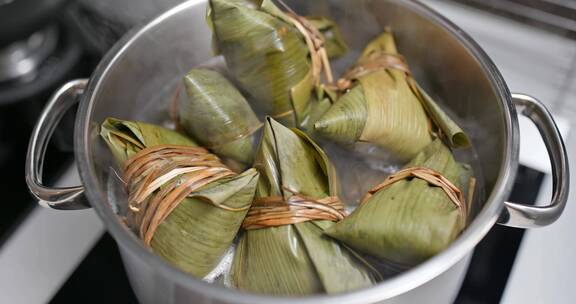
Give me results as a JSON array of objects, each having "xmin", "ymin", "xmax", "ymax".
[
  {"xmin": 232, "ymin": 117, "xmax": 379, "ymax": 295},
  {"xmin": 179, "ymin": 69, "xmax": 262, "ymax": 167},
  {"xmin": 325, "ymin": 139, "xmax": 474, "ymax": 267},
  {"xmin": 315, "ymin": 29, "xmax": 469, "ymax": 160},
  {"xmin": 101, "ymin": 118, "xmax": 259, "ymax": 278},
  {"xmin": 208, "ymin": 0, "xmax": 346, "ymax": 127}
]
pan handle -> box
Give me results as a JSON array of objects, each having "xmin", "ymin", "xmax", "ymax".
[
  {"xmin": 498, "ymin": 93, "xmax": 570, "ymax": 228},
  {"xmin": 25, "ymin": 79, "xmax": 90, "ymax": 210}
]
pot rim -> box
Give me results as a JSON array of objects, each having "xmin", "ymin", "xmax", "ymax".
[{"xmin": 75, "ymin": 0, "xmax": 519, "ymax": 302}]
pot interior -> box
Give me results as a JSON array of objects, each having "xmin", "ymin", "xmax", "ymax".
[{"xmin": 78, "ymin": 0, "xmax": 513, "ymax": 300}]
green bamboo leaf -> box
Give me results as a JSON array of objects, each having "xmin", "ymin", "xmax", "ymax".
[
  {"xmin": 234, "ymin": 226, "xmax": 322, "ymax": 295},
  {"xmin": 314, "ymin": 84, "xmax": 367, "ymax": 145},
  {"xmin": 179, "ymin": 69, "xmax": 261, "ymax": 167},
  {"xmin": 298, "ymin": 95, "xmax": 332, "ymax": 133},
  {"xmin": 315, "ymin": 29, "xmax": 469, "ymax": 160},
  {"xmin": 412, "ymin": 82, "xmax": 471, "ymax": 148},
  {"xmin": 209, "ymin": 0, "xmax": 309, "ymax": 126},
  {"xmin": 296, "ymin": 220, "xmax": 380, "ymax": 294},
  {"xmin": 208, "ymin": 0, "xmax": 347, "ymax": 127},
  {"xmin": 232, "ymin": 117, "xmax": 377, "ymax": 295},
  {"xmin": 314, "ymin": 31, "xmax": 430, "ymax": 160},
  {"xmin": 298, "ymin": 86, "xmax": 338, "ymax": 135},
  {"xmin": 152, "ymin": 168, "xmax": 259, "ymax": 277},
  {"xmin": 101, "ymin": 117, "xmax": 197, "ymax": 164},
  {"xmin": 325, "ymin": 139, "xmax": 469, "ymax": 266},
  {"xmin": 100, "ymin": 118, "xmax": 259, "ymax": 278},
  {"xmin": 458, "ymin": 163, "xmax": 475, "ymax": 216}
]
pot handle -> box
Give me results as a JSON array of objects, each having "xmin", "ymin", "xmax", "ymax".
[
  {"xmin": 25, "ymin": 79, "xmax": 90, "ymax": 210},
  {"xmin": 498, "ymin": 93, "xmax": 570, "ymax": 228}
]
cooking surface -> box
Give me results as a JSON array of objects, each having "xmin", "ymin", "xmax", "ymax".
[
  {"xmin": 0, "ymin": 19, "xmax": 95, "ymax": 244},
  {"xmin": 0, "ymin": 0, "xmax": 574, "ymax": 303}
]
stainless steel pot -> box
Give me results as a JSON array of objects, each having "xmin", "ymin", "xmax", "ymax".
[{"xmin": 25, "ymin": 0, "xmax": 569, "ymax": 303}]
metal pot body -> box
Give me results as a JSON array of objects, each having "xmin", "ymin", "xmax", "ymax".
[
  {"xmin": 119, "ymin": 245, "xmax": 471, "ymax": 304},
  {"xmin": 25, "ymin": 0, "xmax": 569, "ymax": 303}
]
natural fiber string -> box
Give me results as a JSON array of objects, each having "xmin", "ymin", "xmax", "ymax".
[
  {"xmin": 277, "ymin": 0, "xmax": 334, "ymax": 85},
  {"xmin": 242, "ymin": 187, "xmax": 346, "ymax": 230},
  {"xmin": 334, "ymin": 52, "xmax": 443, "ymax": 140},
  {"xmin": 361, "ymin": 167, "xmax": 467, "ymax": 225},
  {"xmin": 124, "ymin": 145, "xmax": 242, "ymax": 246},
  {"xmin": 286, "ymin": 14, "xmax": 334, "ymax": 84},
  {"xmin": 336, "ymin": 53, "xmax": 411, "ymax": 91}
]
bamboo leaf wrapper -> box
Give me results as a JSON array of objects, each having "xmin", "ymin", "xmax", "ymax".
[
  {"xmin": 208, "ymin": 0, "xmax": 347, "ymax": 127},
  {"xmin": 179, "ymin": 69, "xmax": 261, "ymax": 167},
  {"xmin": 315, "ymin": 29, "xmax": 469, "ymax": 160},
  {"xmin": 325, "ymin": 139, "xmax": 473, "ymax": 266},
  {"xmin": 232, "ymin": 117, "xmax": 378, "ymax": 295},
  {"xmin": 100, "ymin": 118, "xmax": 259, "ymax": 278}
]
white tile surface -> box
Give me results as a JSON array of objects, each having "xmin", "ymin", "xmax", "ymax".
[
  {"xmin": 502, "ymin": 133, "xmax": 576, "ymax": 304},
  {"xmin": 0, "ymin": 166, "xmax": 104, "ymax": 304}
]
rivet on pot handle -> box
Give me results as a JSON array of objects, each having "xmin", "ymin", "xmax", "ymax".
[
  {"xmin": 25, "ymin": 79, "xmax": 90, "ymax": 210},
  {"xmin": 499, "ymin": 93, "xmax": 570, "ymax": 228}
]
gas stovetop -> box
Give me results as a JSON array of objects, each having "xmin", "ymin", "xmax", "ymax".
[{"xmin": 0, "ymin": 23, "xmax": 95, "ymax": 246}]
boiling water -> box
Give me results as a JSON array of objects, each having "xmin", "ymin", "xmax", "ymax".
[{"xmin": 105, "ymin": 55, "xmax": 486, "ymax": 287}]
